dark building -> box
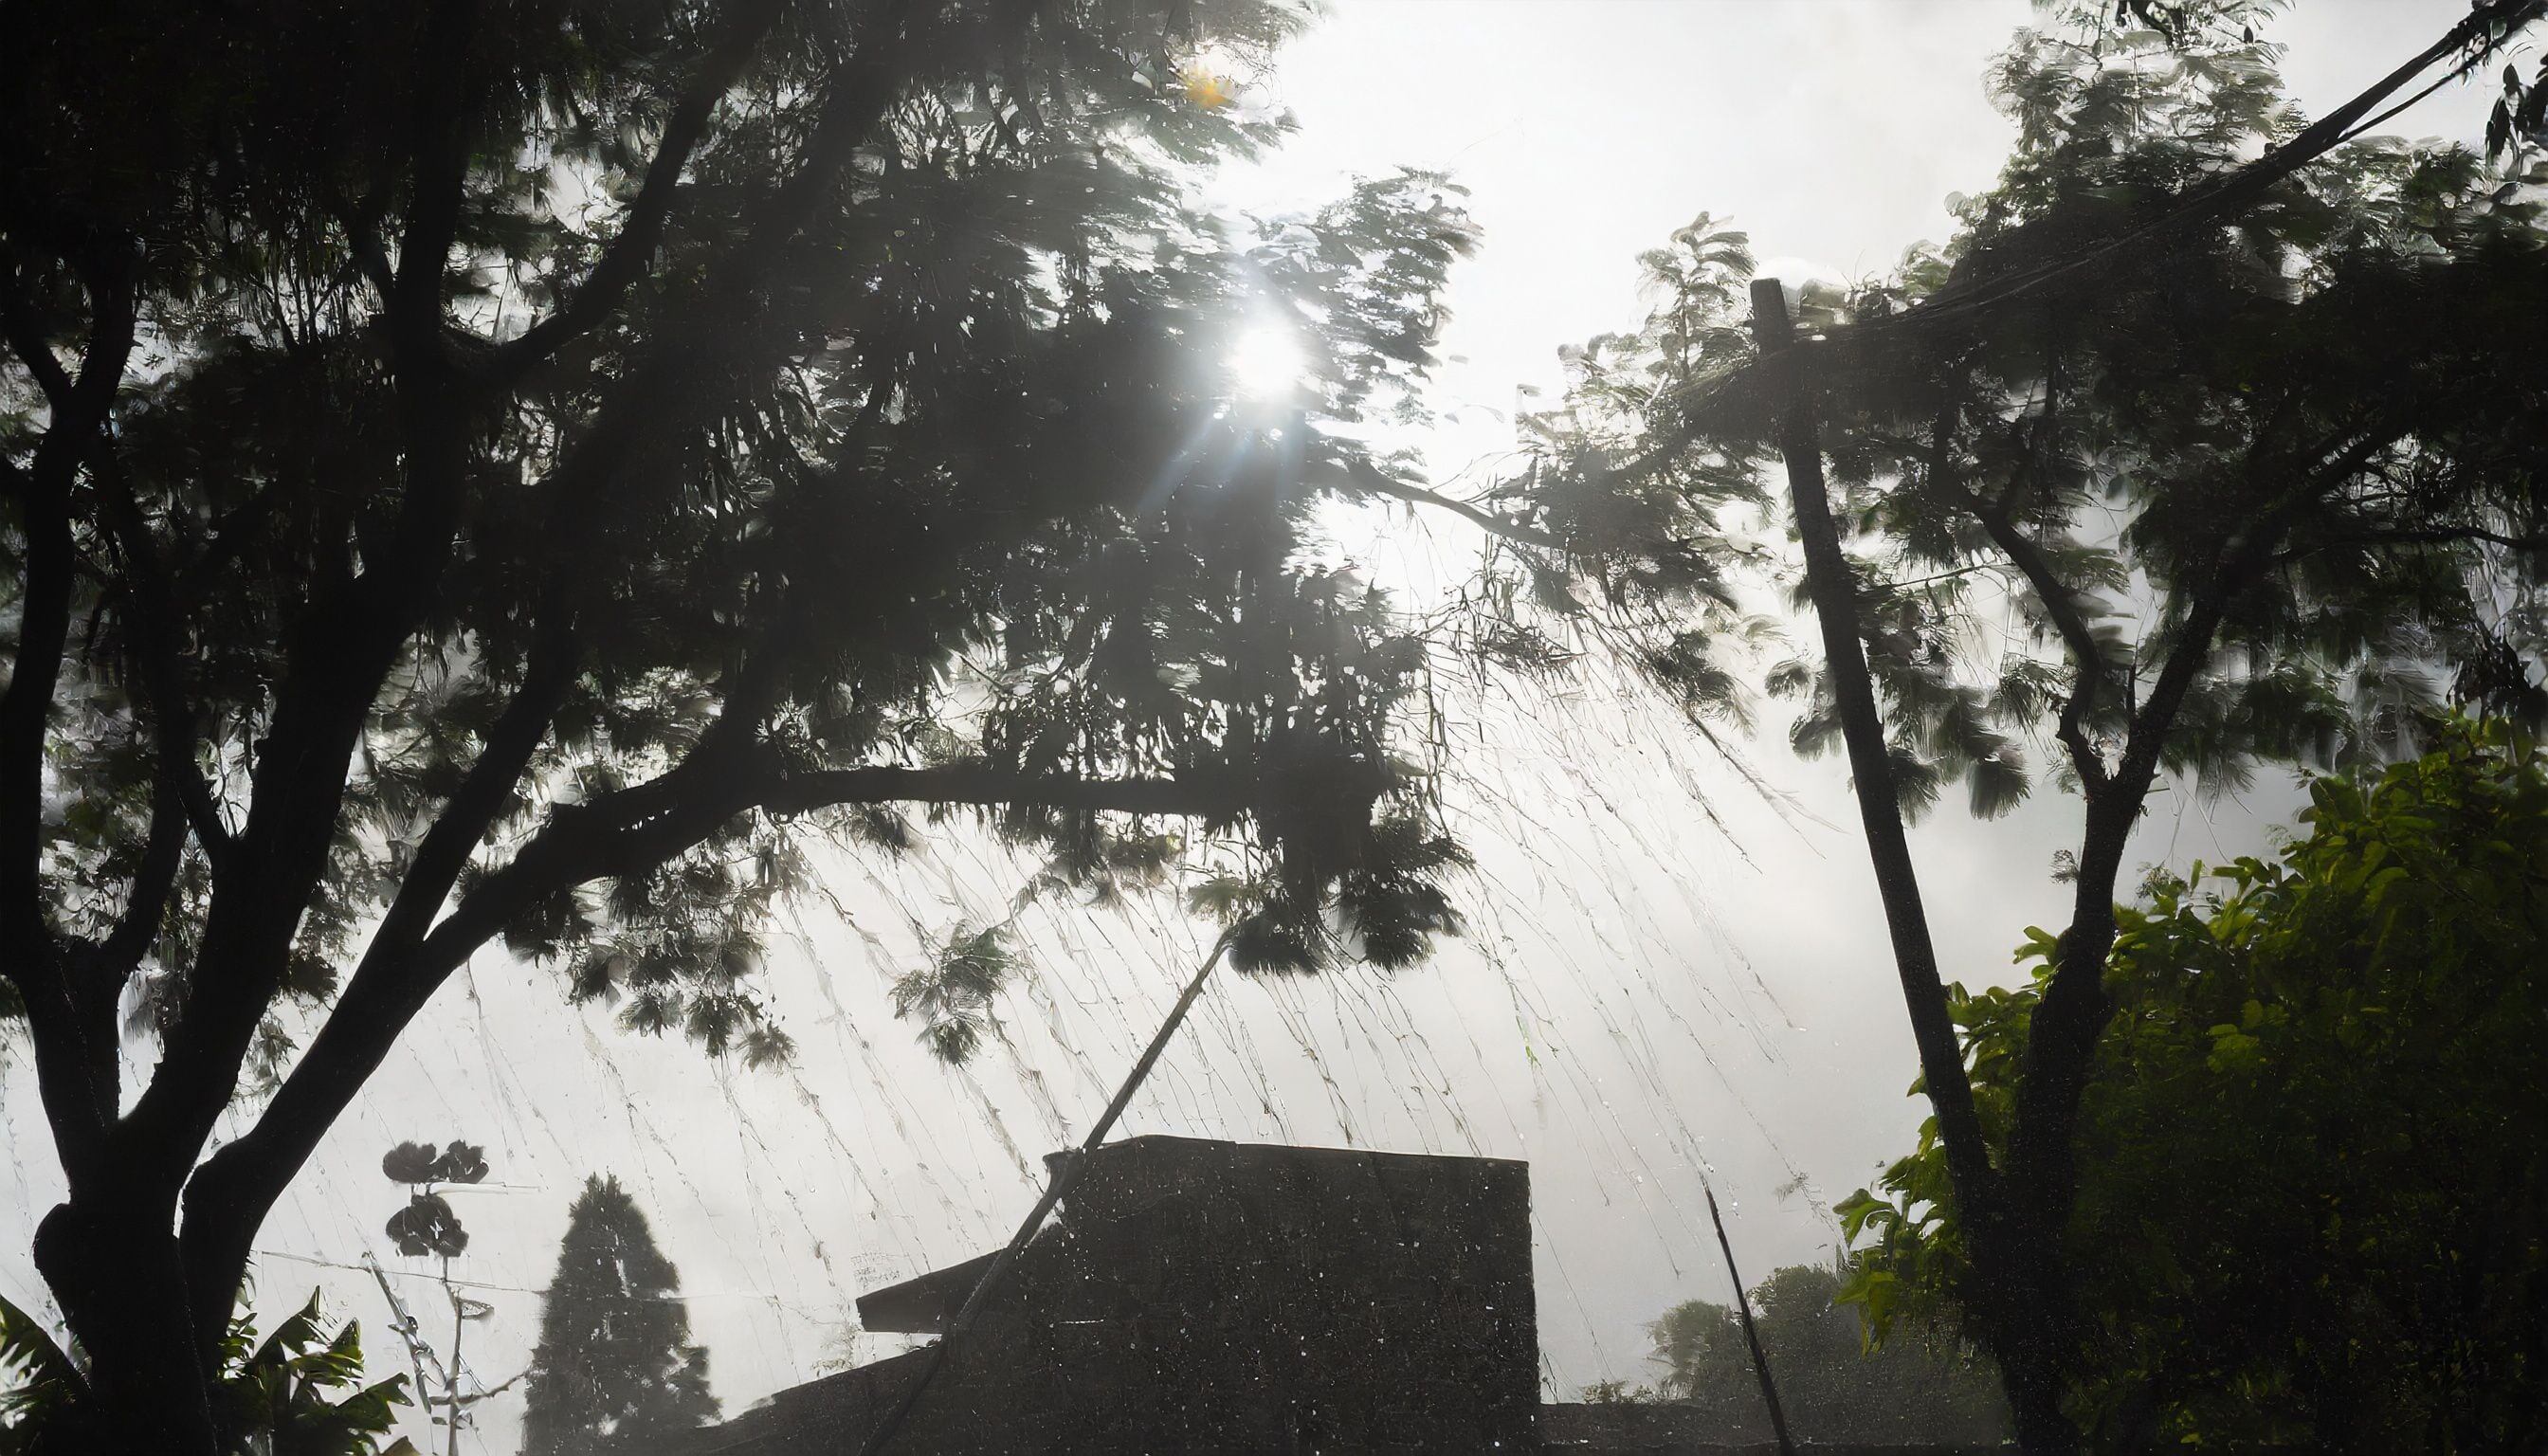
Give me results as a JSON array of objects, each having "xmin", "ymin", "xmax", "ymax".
[{"xmin": 671, "ymin": 1135, "xmax": 1538, "ymax": 1454}]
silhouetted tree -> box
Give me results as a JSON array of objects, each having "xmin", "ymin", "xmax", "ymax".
[
  {"xmin": 1486, "ymin": 6, "xmax": 2548, "ymax": 1447},
  {"xmin": 521, "ymin": 1175, "xmax": 716, "ymax": 1455},
  {"xmin": 0, "ymin": 2, "xmax": 1476, "ymax": 1447},
  {"xmin": 1846, "ymin": 723, "xmax": 2548, "ymax": 1449}
]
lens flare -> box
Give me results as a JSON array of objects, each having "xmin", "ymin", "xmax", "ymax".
[{"xmin": 1227, "ymin": 325, "xmax": 1307, "ymax": 405}]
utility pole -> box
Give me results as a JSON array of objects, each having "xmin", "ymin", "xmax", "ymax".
[{"xmin": 1704, "ymin": 1182, "xmax": 1795, "ymax": 1456}]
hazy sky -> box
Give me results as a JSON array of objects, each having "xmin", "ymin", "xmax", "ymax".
[{"xmin": 0, "ymin": 3, "xmax": 2508, "ymax": 1448}]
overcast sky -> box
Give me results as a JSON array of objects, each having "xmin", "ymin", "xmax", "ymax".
[{"xmin": 0, "ymin": 3, "xmax": 2509, "ymax": 1448}]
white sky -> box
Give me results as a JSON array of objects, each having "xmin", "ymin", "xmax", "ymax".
[{"xmin": 0, "ymin": 3, "xmax": 2508, "ymax": 1448}]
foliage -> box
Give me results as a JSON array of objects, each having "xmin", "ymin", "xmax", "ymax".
[
  {"xmin": 1515, "ymin": 24, "xmax": 2548, "ymax": 819},
  {"xmin": 381, "ymin": 1140, "xmax": 489, "ymax": 1261},
  {"xmin": 1838, "ymin": 724, "xmax": 2548, "ymax": 1449},
  {"xmin": 1500, "ymin": 11, "xmax": 2546, "ymax": 1443},
  {"xmin": 0, "ymin": 0, "xmax": 1485, "ymax": 1431},
  {"xmin": 214, "ymin": 1295, "xmax": 413, "ymax": 1456},
  {"xmin": 890, "ymin": 923, "xmax": 1020, "ymax": 1065},
  {"xmin": 0, "ymin": 1289, "xmax": 407, "ymax": 1456},
  {"xmin": 520, "ymin": 1175, "xmax": 718, "ymax": 1456},
  {"xmin": 1631, "ymin": 1264, "xmax": 2010, "ymax": 1446}
]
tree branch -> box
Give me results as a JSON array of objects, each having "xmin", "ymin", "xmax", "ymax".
[
  {"xmin": 2007, "ymin": 415, "xmax": 2418, "ymax": 1247},
  {"xmin": 178, "ymin": 746, "xmax": 1247, "ymax": 1324},
  {"xmin": 2282, "ymin": 523, "xmax": 2548, "ymax": 561},
  {"xmin": 1340, "ymin": 459, "xmax": 1567, "ymax": 553},
  {"xmin": 1969, "ymin": 500, "xmax": 2114, "ymax": 795},
  {"xmin": 178, "ymin": 619, "xmax": 578, "ymax": 1342},
  {"xmin": 389, "ymin": 0, "xmax": 481, "ymax": 354},
  {"xmin": 1588, "ymin": 0, "xmax": 2548, "ymax": 489},
  {"xmin": 0, "ymin": 264, "xmax": 138, "ymax": 1191},
  {"xmin": 88, "ymin": 439, "xmax": 236, "ymax": 873}
]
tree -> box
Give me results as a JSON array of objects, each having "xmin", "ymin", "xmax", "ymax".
[
  {"xmin": 0, "ymin": 1, "xmax": 1479, "ymax": 1447},
  {"xmin": 521, "ymin": 1174, "xmax": 717, "ymax": 1455},
  {"xmin": 1487, "ymin": 6, "xmax": 2548, "ymax": 1447},
  {"xmin": 1842, "ymin": 723, "xmax": 2548, "ymax": 1449},
  {"xmin": 1641, "ymin": 1264, "xmax": 2010, "ymax": 1446}
]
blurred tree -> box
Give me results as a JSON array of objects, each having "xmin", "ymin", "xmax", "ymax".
[
  {"xmin": 0, "ymin": 1, "xmax": 1478, "ymax": 1447},
  {"xmin": 520, "ymin": 1175, "xmax": 717, "ymax": 1456},
  {"xmin": 1842, "ymin": 723, "xmax": 2548, "ymax": 1449},
  {"xmin": 1487, "ymin": 5, "xmax": 2547, "ymax": 1447},
  {"xmin": 1644, "ymin": 1265, "xmax": 2010, "ymax": 1446}
]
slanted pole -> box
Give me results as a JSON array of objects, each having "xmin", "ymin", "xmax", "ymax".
[{"xmin": 1704, "ymin": 1181, "xmax": 1795, "ymax": 1455}]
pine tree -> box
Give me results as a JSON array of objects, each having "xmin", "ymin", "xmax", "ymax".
[{"xmin": 521, "ymin": 1176, "xmax": 718, "ymax": 1454}]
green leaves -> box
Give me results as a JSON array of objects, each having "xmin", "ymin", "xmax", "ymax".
[
  {"xmin": 0, "ymin": 1292, "xmax": 86, "ymax": 1440},
  {"xmin": 1846, "ymin": 724, "xmax": 2548, "ymax": 1444},
  {"xmin": 1647, "ymin": 1263, "xmax": 2010, "ymax": 1442},
  {"xmin": 224, "ymin": 1293, "xmax": 410, "ymax": 1456},
  {"xmin": 0, "ymin": 1288, "xmax": 407, "ymax": 1455},
  {"xmin": 378, "ymin": 1140, "xmax": 485, "ymax": 1188}
]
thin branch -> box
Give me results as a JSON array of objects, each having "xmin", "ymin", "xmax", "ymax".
[
  {"xmin": 1343, "ymin": 460, "xmax": 1567, "ymax": 553},
  {"xmin": 2283, "ymin": 524, "xmax": 2548, "ymax": 560},
  {"xmin": 178, "ymin": 747, "xmax": 1260, "ymax": 1319},
  {"xmin": 389, "ymin": 0, "xmax": 482, "ymax": 350},
  {"xmin": 1970, "ymin": 499, "xmax": 2115, "ymax": 795}
]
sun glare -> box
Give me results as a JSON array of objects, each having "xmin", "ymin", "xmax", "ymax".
[{"xmin": 1227, "ymin": 325, "xmax": 1308, "ymax": 405}]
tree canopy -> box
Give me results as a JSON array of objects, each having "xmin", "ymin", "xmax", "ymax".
[
  {"xmin": 1492, "ymin": 8, "xmax": 2548, "ymax": 1447},
  {"xmin": 1840, "ymin": 723, "xmax": 2548, "ymax": 1449},
  {"xmin": 0, "ymin": 0, "xmax": 1479, "ymax": 1447}
]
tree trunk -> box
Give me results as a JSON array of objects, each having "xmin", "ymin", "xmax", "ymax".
[{"xmin": 34, "ymin": 1195, "xmax": 220, "ymax": 1456}]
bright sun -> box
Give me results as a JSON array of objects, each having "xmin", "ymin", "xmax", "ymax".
[{"xmin": 1227, "ymin": 325, "xmax": 1307, "ymax": 405}]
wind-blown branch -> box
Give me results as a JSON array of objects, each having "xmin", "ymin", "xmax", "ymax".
[{"xmin": 89, "ymin": 440, "xmax": 235, "ymax": 877}]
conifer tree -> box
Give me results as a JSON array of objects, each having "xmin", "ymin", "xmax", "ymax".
[{"xmin": 520, "ymin": 1176, "xmax": 717, "ymax": 1455}]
